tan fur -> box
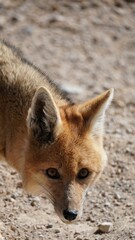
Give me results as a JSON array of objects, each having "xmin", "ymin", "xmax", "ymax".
[{"xmin": 0, "ymin": 41, "xmax": 113, "ymax": 223}]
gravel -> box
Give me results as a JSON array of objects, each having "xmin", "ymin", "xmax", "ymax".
[{"xmin": 0, "ymin": 0, "xmax": 135, "ymax": 239}]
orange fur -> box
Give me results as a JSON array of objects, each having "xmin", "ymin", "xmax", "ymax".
[{"xmin": 0, "ymin": 41, "xmax": 113, "ymax": 223}]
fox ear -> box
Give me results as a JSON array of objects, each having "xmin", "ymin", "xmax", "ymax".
[
  {"xmin": 27, "ymin": 87, "xmax": 62, "ymax": 144},
  {"xmin": 79, "ymin": 89, "xmax": 114, "ymax": 137}
]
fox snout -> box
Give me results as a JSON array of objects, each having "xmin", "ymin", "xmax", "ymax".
[{"xmin": 53, "ymin": 182, "xmax": 86, "ymax": 223}]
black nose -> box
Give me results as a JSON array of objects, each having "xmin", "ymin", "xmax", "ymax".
[{"xmin": 63, "ymin": 209, "xmax": 78, "ymax": 221}]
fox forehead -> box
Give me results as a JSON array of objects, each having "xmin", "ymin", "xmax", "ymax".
[{"xmin": 28, "ymin": 128, "xmax": 102, "ymax": 176}]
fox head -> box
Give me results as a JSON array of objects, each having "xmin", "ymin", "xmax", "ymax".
[{"xmin": 23, "ymin": 87, "xmax": 113, "ymax": 223}]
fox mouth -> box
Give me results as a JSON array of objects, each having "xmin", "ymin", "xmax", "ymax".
[
  {"xmin": 58, "ymin": 215, "xmax": 79, "ymax": 224},
  {"xmin": 61, "ymin": 219, "xmax": 78, "ymax": 224},
  {"xmin": 55, "ymin": 207, "xmax": 81, "ymax": 223}
]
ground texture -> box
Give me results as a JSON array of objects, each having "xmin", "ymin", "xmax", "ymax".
[{"xmin": 0, "ymin": 0, "xmax": 135, "ymax": 239}]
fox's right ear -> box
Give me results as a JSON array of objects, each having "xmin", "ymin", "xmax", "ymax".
[{"xmin": 27, "ymin": 87, "xmax": 62, "ymax": 144}]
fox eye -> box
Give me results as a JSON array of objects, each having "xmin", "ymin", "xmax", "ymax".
[
  {"xmin": 46, "ymin": 168, "xmax": 60, "ymax": 179},
  {"xmin": 77, "ymin": 168, "xmax": 89, "ymax": 180}
]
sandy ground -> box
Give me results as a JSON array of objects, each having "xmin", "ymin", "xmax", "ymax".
[{"xmin": 0, "ymin": 0, "xmax": 135, "ymax": 239}]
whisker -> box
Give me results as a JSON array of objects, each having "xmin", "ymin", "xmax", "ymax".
[
  {"xmin": 30, "ymin": 172, "xmax": 56, "ymax": 204},
  {"xmin": 24, "ymin": 168, "xmax": 58, "ymax": 204}
]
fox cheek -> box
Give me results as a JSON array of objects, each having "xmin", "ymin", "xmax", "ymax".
[{"xmin": 27, "ymin": 87, "xmax": 62, "ymax": 145}]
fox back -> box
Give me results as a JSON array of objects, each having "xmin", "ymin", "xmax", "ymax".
[{"xmin": 0, "ymin": 41, "xmax": 113, "ymax": 223}]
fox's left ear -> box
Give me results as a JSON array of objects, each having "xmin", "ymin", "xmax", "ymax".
[{"xmin": 78, "ymin": 88, "xmax": 114, "ymax": 137}]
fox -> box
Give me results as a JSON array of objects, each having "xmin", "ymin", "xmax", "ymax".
[{"xmin": 0, "ymin": 40, "xmax": 113, "ymax": 223}]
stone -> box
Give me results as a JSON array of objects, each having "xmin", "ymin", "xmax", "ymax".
[
  {"xmin": 98, "ymin": 222, "xmax": 113, "ymax": 233},
  {"xmin": 55, "ymin": 229, "xmax": 60, "ymax": 234},
  {"xmin": 46, "ymin": 224, "xmax": 53, "ymax": 229},
  {"xmin": 114, "ymin": 192, "xmax": 121, "ymax": 200}
]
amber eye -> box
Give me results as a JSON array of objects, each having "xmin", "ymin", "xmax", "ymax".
[
  {"xmin": 46, "ymin": 168, "xmax": 60, "ymax": 179},
  {"xmin": 77, "ymin": 168, "xmax": 89, "ymax": 180}
]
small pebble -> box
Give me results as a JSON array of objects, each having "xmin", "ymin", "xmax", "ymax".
[
  {"xmin": 11, "ymin": 225, "xmax": 16, "ymax": 232},
  {"xmin": 30, "ymin": 196, "xmax": 40, "ymax": 206},
  {"xmin": 11, "ymin": 193, "xmax": 18, "ymax": 199},
  {"xmin": 126, "ymin": 202, "xmax": 133, "ymax": 207},
  {"xmin": 17, "ymin": 181, "xmax": 23, "ymax": 188},
  {"xmin": 55, "ymin": 229, "xmax": 60, "ymax": 234},
  {"xmin": 114, "ymin": 192, "xmax": 121, "ymax": 200},
  {"xmin": 46, "ymin": 224, "xmax": 53, "ymax": 229},
  {"xmin": 86, "ymin": 216, "xmax": 95, "ymax": 222},
  {"xmin": 98, "ymin": 222, "xmax": 113, "ymax": 233},
  {"xmin": 31, "ymin": 201, "xmax": 36, "ymax": 207},
  {"xmin": 34, "ymin": 197, "xmax": 40, "ymax": 202},
  {"xmin": 104, "ymin": 201, "xmax": 111, "ymax": 208}
]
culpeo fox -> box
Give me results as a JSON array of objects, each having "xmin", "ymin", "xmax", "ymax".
[{"xmin": 0, "ymin": 40, "xmax": 113, "ymax": 223}]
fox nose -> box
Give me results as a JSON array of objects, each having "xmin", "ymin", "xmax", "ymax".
[{"xmin": 63, "ymin": 209, "xmax": 78, "ymax": 221}]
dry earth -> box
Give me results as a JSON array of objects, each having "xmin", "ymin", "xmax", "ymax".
[{"xmin": 0, "ymin": 0, "xmax": 135, "ymax": 239}]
